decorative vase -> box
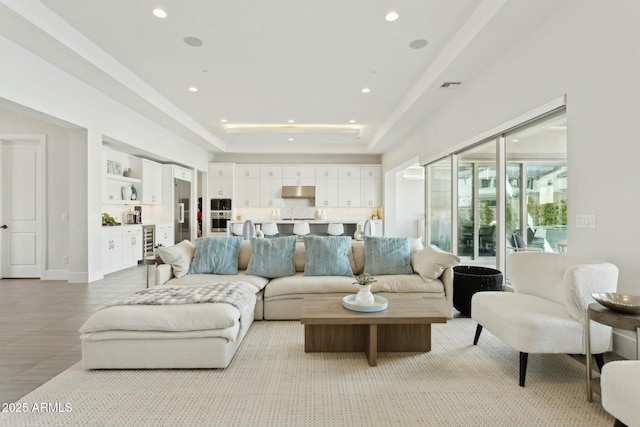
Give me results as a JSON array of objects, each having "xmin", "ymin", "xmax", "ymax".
[
  {"xmin": 354, "ymin": 223, "xmax": 364, "ymax": 241},
  {"xmin": 355, "ymin": 284, "xmax": 375, "ymax": 305},
  {"xmin": 122, "ymin": 185, "xmax": 132, "ymax": 200}
]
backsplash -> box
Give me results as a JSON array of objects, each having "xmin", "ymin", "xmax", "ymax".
[{"xmin": 235, "ymin": 201, "xmax": 380, "ymax": 222}]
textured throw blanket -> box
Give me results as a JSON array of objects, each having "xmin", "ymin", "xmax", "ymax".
[{"xmin": 106, "ymin": 282, "xmax": 256, "ymax": 328}]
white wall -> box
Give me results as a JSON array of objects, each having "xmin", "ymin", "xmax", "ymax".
[
  {"xmin": 0, "ymin": 33, "xmax": 213, "ymax": 280},
  {"xmin": 0, "ymin": 106, "xmax": 70, "ymax": 279},
  {"xmin": 394, "ymin": 174, "xmax": 424, "ymax": 239},
  {"xmin": 381, "ymin": 0, "xmax": 640, "ymax": 357}
]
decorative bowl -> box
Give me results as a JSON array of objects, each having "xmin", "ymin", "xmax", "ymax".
[
  {"xmin": 342, "ymin": 295, "xmax": 388, "ymax": 313},
  {"xmin": 592, "ymin": 292, "xmax": 640, "ymax": 315}
]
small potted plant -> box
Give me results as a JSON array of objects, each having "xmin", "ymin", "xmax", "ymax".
[{"xmin": 352, "ymin": 273, "xmax": 377, "ymax": 305}]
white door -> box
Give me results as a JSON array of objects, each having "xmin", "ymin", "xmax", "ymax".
[{"xmin": 1, "ymin": 136, "xmax": 45, "ymax": 278}]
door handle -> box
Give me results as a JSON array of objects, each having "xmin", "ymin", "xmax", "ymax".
[
  {"xmin": 1, "ymin": 225, "xmax": 7, "ymax": 229},
  {"xmin": 178, "ymin": 203, "xmax": 185, "ymax": 224}
]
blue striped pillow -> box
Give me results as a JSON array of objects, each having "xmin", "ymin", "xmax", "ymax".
[
  {"xmin": 246, "ymin": 236, "xmax": 297, "ymax": 278},
  {"xmin": 363, "ymin": 236, "xmax": 413, "ymax": 275},
  {"xmin": 303, "ymin": 236, "xmax": 353, "ymax": 276},
  {"xmin": 188, "ymin": 236, "xmax": 242, "ymax": 275}
]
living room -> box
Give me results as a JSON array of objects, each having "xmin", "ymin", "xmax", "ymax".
[{"xmin": 1, "ymin": 1, "xmax": 639, "ymax": 425}]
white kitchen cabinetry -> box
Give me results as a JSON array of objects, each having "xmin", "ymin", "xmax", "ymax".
[
  {"xmin": 172, "ymin": 165, "xmax": 192, "ymax": 181},
  {"xmin": 315, "ymin": 166, "xmax": 338, "ymax": 179},
  {"xmin": 282, "ymin": 165, "xmax": 315, "ymax": 186},
  {"xmin": 102, "ymin": 227, "xmax": 123, "ymax": 275},
  {"xmin": 156, "ymin": 223, "xmax": 174, "ymax": 247},
  {"xmin": 235, "ymin": 165, "xmax": 260, "ymax": 206},
  {"xmin": 122, "ymin": 225, "xmax": 142, "ymax": 268},
  {"xmin": 209, "ymin": 163, "xmax": 234, "ymax": 198},
  {"xmin": 361, "ymin": 166, "xmax": 381, "ymax": 207},
  {"xmin": 141, "ymin": 159, "xmax": 163, "ymax": 205},
  {"xmin": 337, "ymin": 166, "xmax": 361, "ymax": 206},
  {"xmin": 315, "ymin": 178, "xmax": 338, "ymax": 207},
  {"xmin": 102, "ymin": 149, "xmax": 141, "ymax": 204},
  {"xmin": 260, "ymin": 166, "xmax": 283, "ymax": 206}
]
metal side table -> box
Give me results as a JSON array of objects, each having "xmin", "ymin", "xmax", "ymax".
[{"xmin": 585, "ymin": 303, "xmax": 640, "ymax": 401}]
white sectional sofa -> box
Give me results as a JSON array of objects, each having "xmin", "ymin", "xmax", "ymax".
[
  {"xmin": 155, "ymin": 237, "xmax": 458, "ymax": 320},
  {"xmin": 80, "ymin": 235, "xmax": 458, "ymax": 370}
]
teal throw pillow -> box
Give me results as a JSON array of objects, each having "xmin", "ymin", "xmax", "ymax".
[
  {"xmin": 363, "ymin": 236, "xmax": 413, "ymax": 275},
  {"xmin": 246, "ymin": 236, "xmax": 296, "ymax": 278},
  {"xmin": 188, "ymin": 236, "xmax": 242, "ymax": 275},
  {"xmin": 303, "ymin": 236, "xmax": 353, "ymax": 277}
]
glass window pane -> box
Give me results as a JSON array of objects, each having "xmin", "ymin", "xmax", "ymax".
[{"xmin": 427, "ymin": 159, "xmax": 452, "ymax": 251}]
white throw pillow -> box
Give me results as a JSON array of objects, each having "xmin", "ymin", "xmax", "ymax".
[
  {"xmin": 410, "ymin": 245, "xmax": 460, "ymax": 281},
  {"xmin": 158, "ymin": 239, "xmax": 195, "ymax": 278}
]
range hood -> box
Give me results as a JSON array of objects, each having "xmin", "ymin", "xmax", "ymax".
[{"xmin": 282, "ymin": 186, "xmax": 315, "ymax": 199}]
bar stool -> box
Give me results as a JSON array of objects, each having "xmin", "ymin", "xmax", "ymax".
[
  {"xmin": 293, "ymin": 222, "xmax": 310, "ymax": 239},
  {"xmin": 326, "ymin": 223, "xmax": 344, "ymax": 236},
  {"xmin": 262, "ymin": 223, "xmax": 279, "ymax": 238},
  {"xmin": 363, "ymin": 220, "xmax": 375, "ymax": 236},
  {"xmin": 242, "ymin": 220, "xmax": 256, "ymax": 240},
  {"xmin": 231, "ymin": 223, "xmax": 244, "ymax": 237}
]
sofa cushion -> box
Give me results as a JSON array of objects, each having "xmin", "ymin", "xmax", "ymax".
[
  {"xmin": 411, "ymin": 245, "xmax": 460, "ymax": 281},
  {"xmin": 157, "ymin": 239, "xmax": 195, "ymax": 278},
  {"xmin": 363, "ymin": 236, "xmax": 413, "ymax": 275},
  {"xmin": 303, "ymin": 236, "xmax": 353, "ymax": 277},
  {"xmin": 188, "ymin": 236, "xmax": 242, "ymax": 275},
  {"xmin": 165, "ymin": 272, "xmax": 268, "ymax": 292},
  {"xmin": 246, "ymin": 236, "xmax": 296, "ymax": 278}
]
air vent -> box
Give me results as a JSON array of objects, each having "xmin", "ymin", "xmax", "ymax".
[{"xmin": 440, "ymin": 82, "xmax": 462, "ymax": 88}]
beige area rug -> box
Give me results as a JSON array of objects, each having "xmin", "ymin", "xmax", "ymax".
[{"xmin": 1, "ymin": 318, "xmax": 611, "ymax": 427}]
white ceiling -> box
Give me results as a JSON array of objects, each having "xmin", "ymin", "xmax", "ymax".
[{"xmin": 0, "ymin": 0, "xmax": 566, "ymax": 156}]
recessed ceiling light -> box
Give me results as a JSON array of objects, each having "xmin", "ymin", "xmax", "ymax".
[
  {"xmin": 288, "ymin": 119, "xmax": 295, "ymax": 123},
  {"xmin": 153, "ymin": 8, "xmax": 167, "ymax": 19},
  {"xmin": 188, "ymin": 86, "xmax": 198, "ymax": 92},
  {"xmin": 409, "ymin": 39, "xmax": 428, "ymax": 49},
  {"xmin": 288, "ymin": 138, "xmax": 294, "ymax": 142},
  {"xmin": 220, "ymin": 119, "xmax": 228, "ymax": 123},
  {"xmin": 183, "ymin": 36, "xmax": 203, "ymax": 47},
  {"xmin": 361, "ymin": 88, "xmax": 371, "ymax": 94},
  {"xmin": 385, "ymin": 11, "xmax": 399, "ymax": 22},
  {"xmin": 349, "ymin": 120, "xmax": 357, "ymax": 123}
]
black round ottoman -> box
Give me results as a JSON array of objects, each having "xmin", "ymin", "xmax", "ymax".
[{"xmin": 453, "ymin": 266, "xmax": 503, "ymax": 316}]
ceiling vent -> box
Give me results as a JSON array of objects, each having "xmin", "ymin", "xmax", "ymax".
[{"xmin": 440, "ymin": 82, "xmax": 462, "ymax": 89}]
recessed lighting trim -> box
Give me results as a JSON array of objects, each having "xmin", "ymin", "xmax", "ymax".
[
  {"xmin": 188, "ymin": 86, "xmax": 198, "ymax": 92},
  {"xmin": 361, "ymin": 87, "xmax": 371, "ymax": 93},
  {"xmin": 153, "ymin": 8, "xmax": 167, "ymax": 18},
  {"xmin": 288, "ymin": 119, "xmax": 295, "ymax": 123},
  {"xmin": 409, "ymin": 39, "xmax": 428, "ymax": 49},
  {"xmin": 288, "ymin": 138, "xmax": 294, "ymax": 141},
  {"xmin": 385, "ymin": 11, "xmax": 399, "ymax": 22},
  {"xmin": 349, "ymin": 120, "xmax": 356, "ymax": 124},
  {"xmin": 220, "ymin": 119, "xmax": 228, "ymax": 123},
  {"xmin": 183, "ymin": 36, "xmax": 203, "ymax": 47}
]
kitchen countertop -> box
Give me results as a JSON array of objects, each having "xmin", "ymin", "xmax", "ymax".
[{"xmin": 229, "ymin": 219, "xmax": 382, "ymax": 224}]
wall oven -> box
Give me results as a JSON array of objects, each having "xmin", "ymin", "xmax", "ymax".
[
  {"xmin": 211, "ymin": 198, "xmax": 232, "ymax": 233},
  {"xmin": 211, "ymin": 210, "xmax": 232, "ymax": 232}
]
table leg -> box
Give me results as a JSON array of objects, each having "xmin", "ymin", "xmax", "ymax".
[
  {"xmin": 585, "ymin": 311, "xmax": 593, "ymax": 402},
  {"xmin": 365, "ymin": 324, "xmax": 377, "ymax": 366}
]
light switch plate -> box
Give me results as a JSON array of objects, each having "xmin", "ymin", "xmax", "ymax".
[{"xmin": 576, "ymin": 214, "xmax": 596, "ymax": 228}]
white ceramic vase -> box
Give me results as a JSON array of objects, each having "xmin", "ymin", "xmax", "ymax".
[
  {"xmin": 122, "ymin": 185, "xmax": 132, "ymax": 200},
  {"xmin": 355, "ymin": 284, "xmax": 375, "ymax": 305},
  {"xmin": 354, "ymin": 223, "xmax": 364, "ymax": 241}
]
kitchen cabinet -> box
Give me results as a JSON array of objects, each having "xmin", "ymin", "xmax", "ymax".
[
  {"xmin": 315, "ymin": 166, "xmax": 338, "ymax": 179},
  {"xmin": 156, "ymin": 223, "xmax": 174, "ymax": 247},
  {"xmin": 122, "ymin": 225, "xmax": 142, "ymax": 268},
  {"xmin": 315, "ymin": 178, "xmax": 338, "ymax": 207},
  {"xmin": 260, "ymin": 177, "xmax": 283, "ymax": 206},
  {"xmin": 361, "ymin": 166, "xmax": 381, "ymax": 207},
  {"xmin": 235, "ymin": 165, "xmax": 260, "ymax": 179},
  {"xmin": 102, "ymin": 227, "xmax": 123, "ymax": 275},
  {"xmin": 282, "ymin": 165, "xmax": 315, "ymax": 186},
  {"xmin": 209, "ymin": 163, "xmax": 235, "ymax": 198},
  {"xmin": 260, "ymin": 165, "xmax": 282, "ymax": 179},
  {"xmin": 141, "ymin": 159, "xmax": 163, "ymax": 205},
  {"xmin": 337, "ymin": 166, "xmax": 361, "ymax": 206},
  {"xmin": 235, "ymin": 177, "xmax": 260, "ymax": 206},
  {"xmin": 102, "ymin": 149, "xmax": 141, "ymax": 204},
  {"xmin": 173, "ymin": 165, "xmax": 192, "ymax": 181}
]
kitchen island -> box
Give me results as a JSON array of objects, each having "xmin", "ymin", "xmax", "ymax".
[{"xmin": 228, "ymin": 219, "xmax": 382, "ymax": 237}]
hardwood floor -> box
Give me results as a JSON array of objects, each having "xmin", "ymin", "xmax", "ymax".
[{"xmin": 0, "ymin": 265, "xmax": 146, "ymax": 404}]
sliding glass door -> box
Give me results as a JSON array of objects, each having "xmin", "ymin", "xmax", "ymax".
[{"xmin": 425, "ymin": 109, "xmax": 567, "ymax": 270}]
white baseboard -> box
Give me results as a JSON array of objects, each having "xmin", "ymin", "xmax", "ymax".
[
  {"xmin": 613, "ymin": 329, "xmax": 638, "ymax": 360},
  {"xmin": 44, "ymin": 269, "xmax": 68, "ymax": 281}
]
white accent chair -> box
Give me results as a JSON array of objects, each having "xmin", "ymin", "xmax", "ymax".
[
  {"xmin": 326, "ymin": 223, "xmax": 344, "ymax": 236},
  {"xmin": 293, "ymin": 222, "xmax": 310, "ymax": 239},
  {"xmin": 261, "ymin": 223, "xmax": 279, "ymax": 238},
  {"xmin": 472, "ymin": 252, "xmax": 618, "ymax": 386},
  {"xmin": 601, "ymin": 360, "xmax": 640, "ymax": 427}
]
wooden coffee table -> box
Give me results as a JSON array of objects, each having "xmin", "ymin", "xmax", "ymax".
[{"xmin": 300, "ymin": 296, "xmax": 446, "ymax": 366}]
